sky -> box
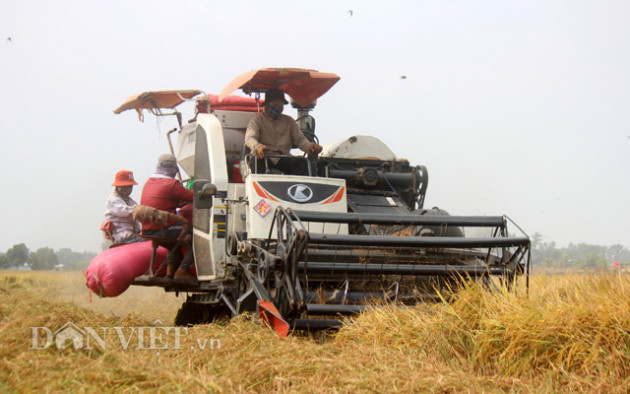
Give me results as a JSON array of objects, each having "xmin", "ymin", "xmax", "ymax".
[{"xmin": 1, "ymin": 0, "xmax": 629, "ymax": 254}]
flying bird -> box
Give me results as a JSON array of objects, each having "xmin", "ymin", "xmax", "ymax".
[
  {"xmin": 6, "ymin": 37, "xmax": 11, "ymax": 43},
  {"xmin": 400, "ymin": 75, "xmax": 407, "ymax": 79},
  {"xmin": 348, "ymin": 10, "xmax": 353, "ymax": 16}
]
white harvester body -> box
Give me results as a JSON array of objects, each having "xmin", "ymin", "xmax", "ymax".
[{"xmin": 175, "ymin": 112, "xmax": 350, "ymax": 281}]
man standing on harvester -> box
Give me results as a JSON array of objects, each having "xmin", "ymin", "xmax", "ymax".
[
  {"xmin": 245, "ymin": 88, "xmax": 323, "ymax": 175},
  {"xmin": 140, "ymin": 154, "xmax": 196, "ymax": 282}
]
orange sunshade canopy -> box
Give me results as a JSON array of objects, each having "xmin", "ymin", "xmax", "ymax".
[
  {"xmin": 113, "ymin": 90, "xmax": 203, "ymax": 118},
  {"xmin": 219, "ymin": 68, "xmax": 340, "ymax": 107}
]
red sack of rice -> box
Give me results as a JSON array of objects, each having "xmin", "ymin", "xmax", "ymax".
[{"xmin": 85, "ymin": 241, "xmax": 168, "ymax": 297}]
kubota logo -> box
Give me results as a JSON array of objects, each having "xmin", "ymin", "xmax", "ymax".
[{"xmin": 287, "ymin": 184, "xmax": 313, "ymax": 202}]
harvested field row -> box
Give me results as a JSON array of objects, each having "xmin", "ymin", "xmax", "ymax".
[{"xmin": 1, "ymin": 271, "xmax": 629, "ymax": 392}]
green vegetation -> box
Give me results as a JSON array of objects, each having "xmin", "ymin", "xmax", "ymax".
[
  {"xmin": 0, "ymin": 243, "xmax": 95, "ymax": 271},
  {"xmin": 531, "ymin": 232, "xmax": 630, "ymax": 271}
]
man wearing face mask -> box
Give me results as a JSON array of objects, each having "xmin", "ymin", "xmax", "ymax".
[
  {"xmin": 103, "ymin": 170, "xmax": 142, "ymax": 244},
  {"xmin": 140, "ymin": 154, "xmax": 196, "ymax": 282},
  {"xmin": 245, "ymin": 88, "xmax": 322, "ymax": 175}
]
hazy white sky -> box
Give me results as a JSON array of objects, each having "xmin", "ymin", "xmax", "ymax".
[{"xmin": 1, "ymin": 0, "xmax": 628, "ymax": 253}]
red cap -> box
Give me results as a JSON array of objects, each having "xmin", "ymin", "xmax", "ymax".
[{"xmin": 112, "ymin": 170, "xmax": 138, "ymax": 186}]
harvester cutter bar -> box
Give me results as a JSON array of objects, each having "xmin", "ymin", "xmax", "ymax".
[
  {"xmin": 290, "ymin": 319, "xmax": 343, "ymax": 330},
  {"xmin": 306, "ymin": 304, "xmax": 369, "ymax": 315}
]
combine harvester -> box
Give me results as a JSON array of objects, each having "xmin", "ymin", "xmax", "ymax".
[{"xmin": 114, "ymin": 68, "xmax": 530, "ymax": 335}]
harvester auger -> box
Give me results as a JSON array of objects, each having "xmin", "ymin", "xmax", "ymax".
[{"xmin": 114, "ymin": 67, "xmax": 530, "ymax": 336}]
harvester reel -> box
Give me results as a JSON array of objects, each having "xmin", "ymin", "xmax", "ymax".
[{"xmin": 254, "ymin": 208, "xmax": 311, "ymax": 317}]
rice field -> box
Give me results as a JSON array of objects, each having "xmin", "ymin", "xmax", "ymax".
[{"xmin": 1, "ymin": 270, "xmax": 629, "ymax": 392}]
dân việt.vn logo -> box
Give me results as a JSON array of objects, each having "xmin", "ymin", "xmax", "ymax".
[{"xmin": 30, "ymin": 320, "xmax": 221, "ymax": 351}]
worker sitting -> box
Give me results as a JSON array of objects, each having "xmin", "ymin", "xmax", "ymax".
[
  {"xmin": 103, "ymin": 170, "xmax": 142, "ymax": 245},
  {"xmin": 244, "ymin": 88, "xmax": 322, "ymax": 175},
  {"xmin": 139, "ymin": 154, "xmax": 196, "ymax": 283}
]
